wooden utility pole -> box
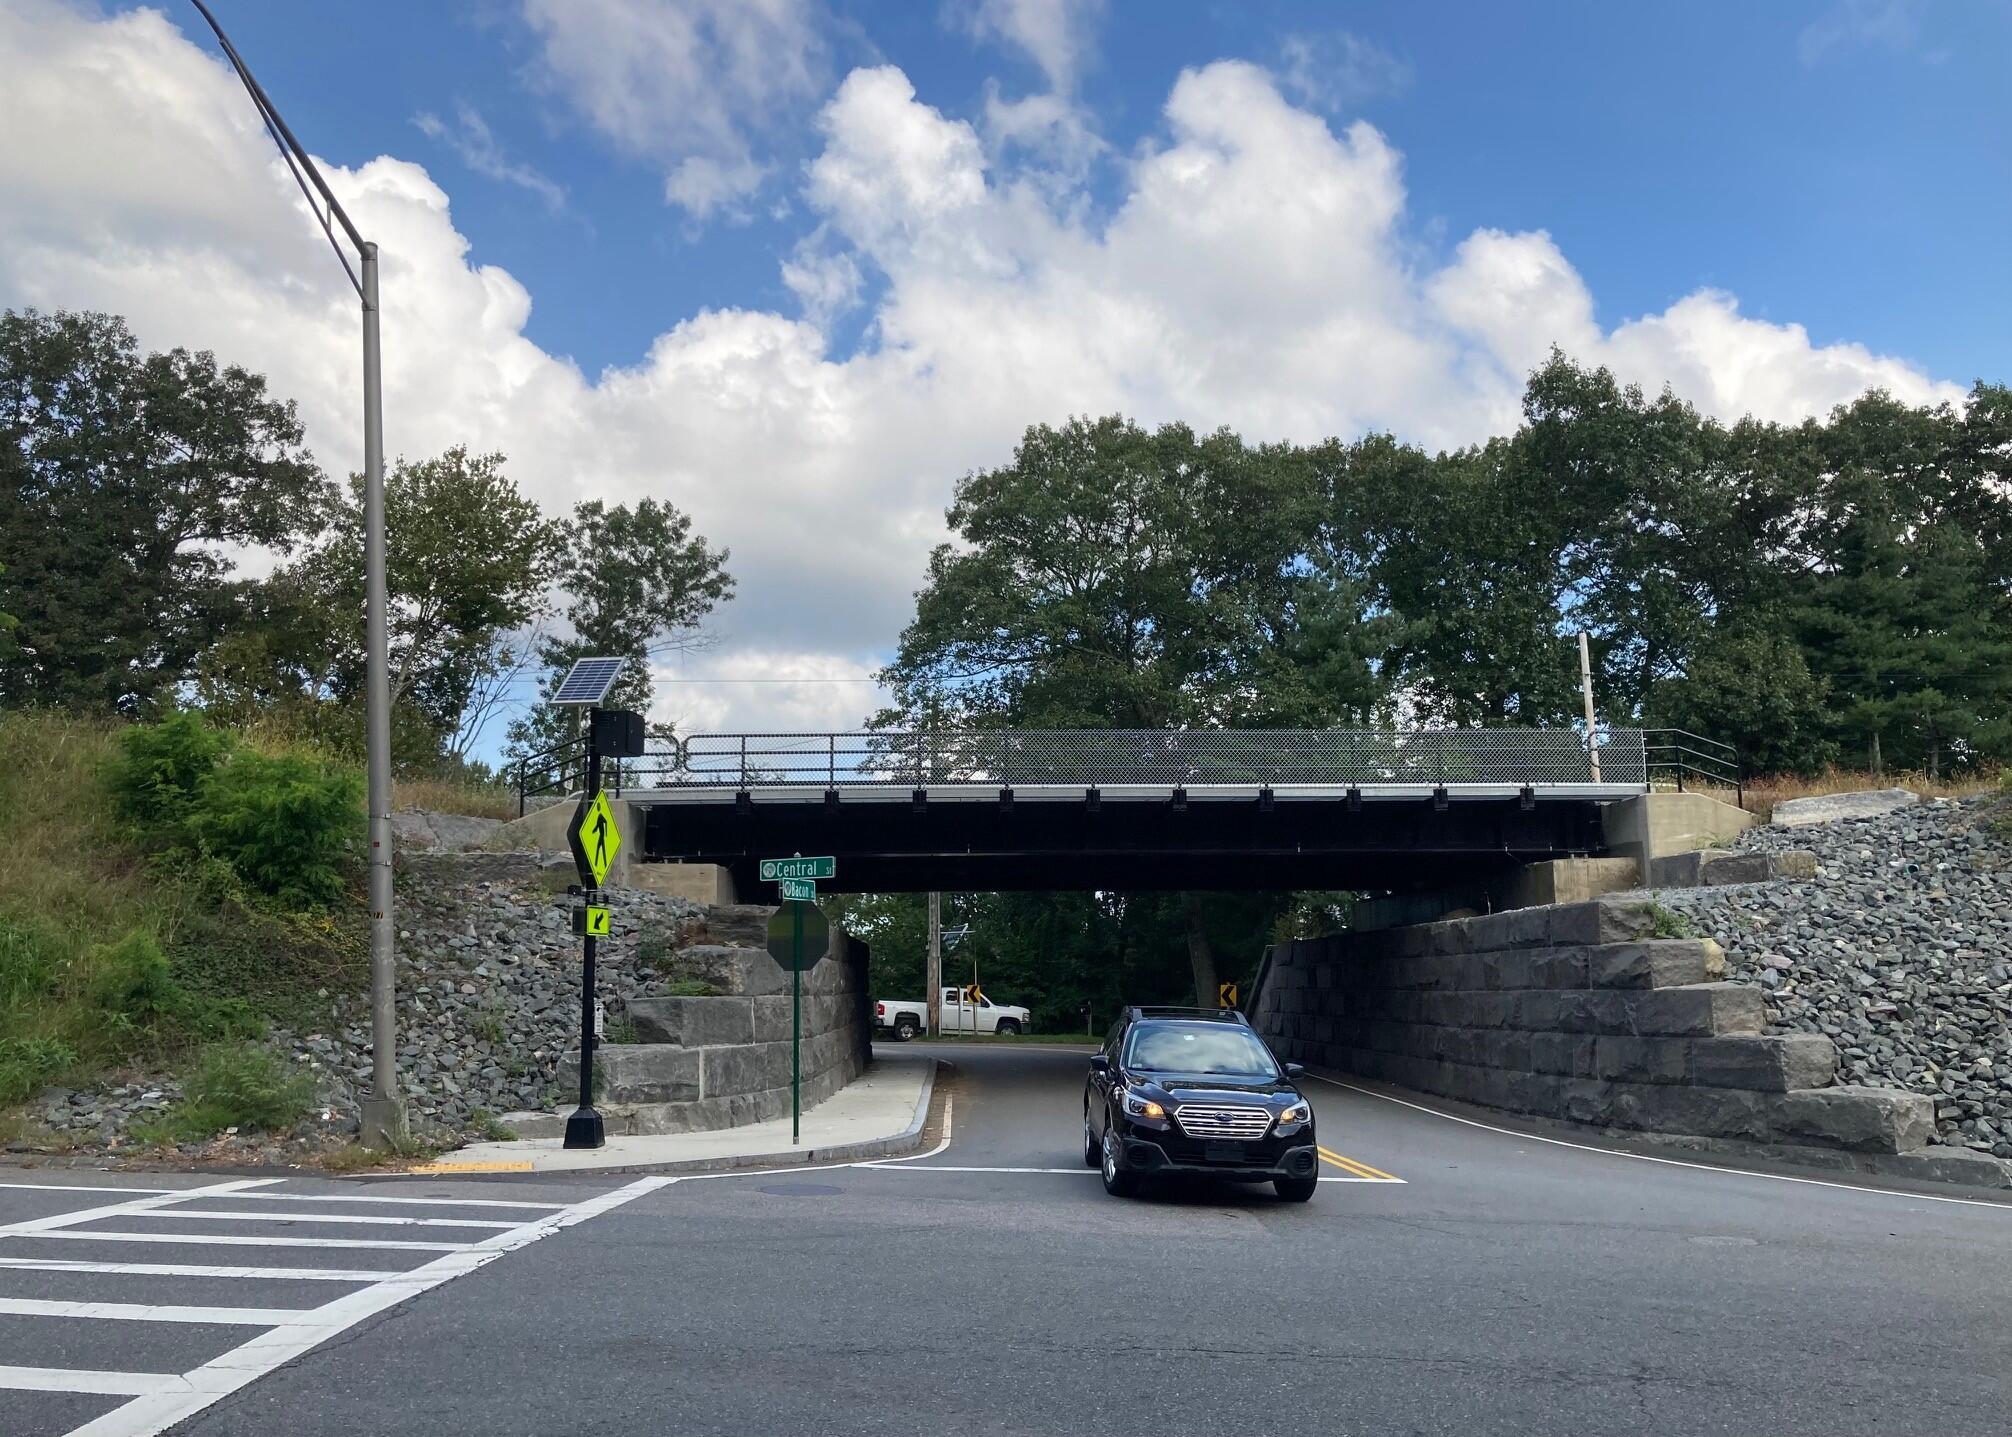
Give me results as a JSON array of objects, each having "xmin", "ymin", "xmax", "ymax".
[
  {"xmin": 926, "ymin": 891, "xmax": 942, "ymax": 1037},
  {"xmin": 1578, "ymin": 630, "xmax": 1602, "ymax": 783}
]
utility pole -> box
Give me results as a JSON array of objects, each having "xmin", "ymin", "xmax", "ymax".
[
  {"xmin": 926, "ymin": 891, "xmax": 942, "ymax": 1037},
  {"xmin": 1578, "ymin": 629, "xmax": 1602, "ymax": 784},
  {"xmin": 191, "ymin": 1, "xmax": 405, "ymax": 1147}
]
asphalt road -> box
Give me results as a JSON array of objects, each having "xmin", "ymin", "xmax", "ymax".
[{"xmin": 4, "ymin": 1043, "xmax": 2010, "ymax": 1436}]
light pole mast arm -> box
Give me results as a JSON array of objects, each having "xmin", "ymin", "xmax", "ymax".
[{"xmin": 189, "ymin": 0, "xmax": 404, "ymax": 1147}]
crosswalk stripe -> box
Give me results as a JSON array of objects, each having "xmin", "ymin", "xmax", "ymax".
[
  {"xmin": 0, "ymin": 1364, "xmax": 187, "ymax": 1396},
  {"xmin": 0, "ymin": 1257, "xmax": 404, "ymax": 1282},
  {"xmin": 123, "ymin": 1210, "xmax": 519, "ymax": 1229},
  {"xmin": 0, "ymin": 1297, "xmax": 305, "ymax": 1325},
  {"xmin": 22, "ymin": 1230, "xmax": 467, "ymax": 1252}
]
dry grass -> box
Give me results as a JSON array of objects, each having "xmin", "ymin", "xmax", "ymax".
[
  {"xmin": 1713, "ymin": 768, "xmax": 2002, "ymax": 822},
  {"xmin": 393, "ymin": 774, "xmax": 518, "ymax": 821}
]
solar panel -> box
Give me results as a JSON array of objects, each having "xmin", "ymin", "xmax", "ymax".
[{"xmin": 551, "ymin": 656, "xmax": 624, "ymax": 706}]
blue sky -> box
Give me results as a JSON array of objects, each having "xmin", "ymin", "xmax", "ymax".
[
  {"xmin": 1, "ymin": 1, "xmax": 2000, "ymax": 749},
  {"xmin": 202, "ymin": 0, "xmax": 2008, "ymax": 385}
]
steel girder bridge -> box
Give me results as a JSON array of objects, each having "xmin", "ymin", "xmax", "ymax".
[{"xmin": 514, "ymin": 728, "xmax": 1685, "ymax": 894}]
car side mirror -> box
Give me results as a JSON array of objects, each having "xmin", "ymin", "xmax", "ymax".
[
  {"xmin": 1089, "ymin": 1054, "xmax": 1109, "ymax": 1073},
  {"xmin": 1285, "ymin": 1063, "xmax": 1305, "ymax": 1079}
]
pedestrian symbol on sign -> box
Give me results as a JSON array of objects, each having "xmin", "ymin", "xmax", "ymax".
[{"xmin": 567, "ymin": 789, "xmax": 621, "ymax": 888}]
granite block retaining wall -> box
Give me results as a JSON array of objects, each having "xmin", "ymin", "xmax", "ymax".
[
  {"xmin": 1252, "ymin": 899, "xmax": 1937, "ymax": 1155},
  {"xmin": 554, "ymin": 911, "xmax": 872, "ymax": 1137}
]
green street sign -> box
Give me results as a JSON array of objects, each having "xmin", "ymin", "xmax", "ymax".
[
  {"xmin": 760, "ymin": 856, "xmax": 835, "ymax": 882},
  {"xmin": 778, "ymin": 877, "xmax": 817, "ymax": 902}
]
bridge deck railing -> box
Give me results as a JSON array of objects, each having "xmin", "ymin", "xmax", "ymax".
[
  {"xmin": 661, "ymin": 727, "xmax": 1645, "ymax": 789},
  {"xmin": 514, "ymin": 728, "xmax": 1652, "ymax": 811}
]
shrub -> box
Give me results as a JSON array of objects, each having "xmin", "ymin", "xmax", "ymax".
[
  {"xmin": 0, "ymin": 1036, "xmax": 77, "ymax": 1106},
  {"xmin": 185, "ymin": 751, "xmax": 364, "ymax": 906},
  {"xmin": 83, "ymin": 930, "xmax": 183, "ymax": 1026},
  {"xmin": 137, "ymin": 1041, "xmax": 314, "ymax": 1141},
  {"xmin": 108, "ymin": 712, "xmax": 232, "ymax": 830}
]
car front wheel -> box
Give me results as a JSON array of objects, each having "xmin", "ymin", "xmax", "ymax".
[
  {"xmin": 1100, "ymin": 1130, "xmax": 1140, "ymax": 1198},
  {"xmin": 995, "ymin": 1019, "xmax": 1021, "ymax": 1037},
  {"xmin": 893, "ymin": 1016, "xmax": 920, "ymax": 1042}
]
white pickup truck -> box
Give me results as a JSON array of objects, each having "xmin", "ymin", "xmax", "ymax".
[{"xmin": 875, "ymin": 988, "xmax": 1032, "ymax": 1040}]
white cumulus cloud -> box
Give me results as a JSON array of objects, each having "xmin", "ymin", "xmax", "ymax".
[{"xmin": 0, "ymin": 3, "xmax": 1966, "ymax": 740}]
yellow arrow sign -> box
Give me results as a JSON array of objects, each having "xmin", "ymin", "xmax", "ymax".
[
  {"xmin": 568, "ymin": 789, "xmax": 621, "ymax": 887},
  {"xmin": 584, "ymin": 904, "xmax": 610, "ymax": 937},
  {"xmin": 1218, "ymin": 982, "xmax": 1239, "ymax": 1008}
]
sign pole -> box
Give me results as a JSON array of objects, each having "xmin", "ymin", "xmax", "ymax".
[
  {"xmin": 791, "ymin": 899, "xmax": 803, "ymax": 1145},
  {"xmin": 563, "ymin": 712, "xmax": 607, "ymax": 1150}
]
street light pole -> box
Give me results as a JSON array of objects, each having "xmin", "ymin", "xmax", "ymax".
[{"xmin": 190, "ymin": 1, "xmax": 406, "ymax": 1147}]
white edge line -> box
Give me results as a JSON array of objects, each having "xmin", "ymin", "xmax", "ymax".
[
  {"xmin": 63, "ymin": 1175, "xmax": 675, "ymax": 1437},
  {"xmin": 0, "ymin": 1183, "xmax": 177, "ymax": 1196},
  {"xmin": 0, "ymin": 1258, "xmax": 402, "ymax": 1282},
  {"xmin": 1308, "ymin": 1075, "xmax": 2012, "ymax": 1212},
  {"xmin": 0, "ymin": 1297, "xmax": 304, "ymax": 1326}
]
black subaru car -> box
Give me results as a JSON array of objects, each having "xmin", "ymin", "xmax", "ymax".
[{"xmin": 1083, "ymin": 1007, "xmax": 1319, "ymax": 1201}]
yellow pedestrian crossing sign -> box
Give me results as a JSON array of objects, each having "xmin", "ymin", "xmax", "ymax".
[
  {"xmin": 567, "ymin": 790, "xmax": 620, "ymax": 887},
  {"xmin": 1218, "ymin": 982, "xmax": 1239, "ymax": 1008}
]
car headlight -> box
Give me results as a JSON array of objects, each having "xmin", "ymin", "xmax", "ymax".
[
  {"xmin": 1277, "ymin": 1101, "xmax": 1311, "ymax": 1126},
  {"xmin": 1121, "ymin": 1090, "xmax": 1166, "ymax": 1120}
]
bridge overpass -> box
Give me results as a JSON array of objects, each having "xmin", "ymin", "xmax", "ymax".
[{"xmin": 515, "ymin": 728, "xmax": 1701, "ymax": 895}]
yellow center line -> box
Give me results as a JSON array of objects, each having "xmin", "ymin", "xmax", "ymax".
[{"xmin": 1318, "ymin": 1146, "xmax": 1401, "ymax": 1182}]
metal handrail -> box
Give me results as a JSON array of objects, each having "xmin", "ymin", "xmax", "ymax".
[
  {"xmin": 1643, "ymin": 728, "xmax": 1744, "ymax": 809},
  {"xmin": 660, "ymin": 727, "xmax": 1649, "ymax": 789}
]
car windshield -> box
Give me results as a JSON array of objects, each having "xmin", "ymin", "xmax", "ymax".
[{"xmin": 1126, "ymin": 1024, "xmax": 1279, "ymax": 1078}]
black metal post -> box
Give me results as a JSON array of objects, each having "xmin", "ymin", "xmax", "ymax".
[{"xmin": 563, "ymin": 718, "xmax": 605, "ymax": 1150}]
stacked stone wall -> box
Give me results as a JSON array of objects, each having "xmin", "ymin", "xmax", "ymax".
[{"xmin": 1253, "ymin": 899, "xmax": 1935, "ymax": 1155}]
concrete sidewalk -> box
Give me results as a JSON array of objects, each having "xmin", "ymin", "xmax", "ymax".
[{"xmin": 409, "ymin": 1054, "xmax": 937, "ymax": 1176}]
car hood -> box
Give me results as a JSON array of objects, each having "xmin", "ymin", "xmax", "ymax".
[{"xmin": 1136, "ymin": 1075, "xmax": 1299, "ymax": 1102}]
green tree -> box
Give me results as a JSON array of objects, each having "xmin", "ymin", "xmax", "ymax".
[
  {"xmin": 507, "ymin": 497, "xmax": 734, "ymax": 761},
  {"xmin": 301, "ymin": 447, "xmax": 563, "ymax": 759},
  {"xmin": 878, "ymin": 416, "xmax": 1316, "ymax": 1004},
  {"xmin": 0, "ymin": 309, "xmax": 330, "ymax": 715}
]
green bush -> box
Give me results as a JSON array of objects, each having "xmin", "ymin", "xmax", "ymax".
[
  {"xmin": 185, "ymin": 751, "xmax": 364, "ymax": 906},
  {"xmin": 84, "ymin": 930, "xmax": 183, "ymax": 1026},
  {"xmin": 661, "ymin": 977, "xmax": 722, "ymax": 997},
  {"xmin": 137, "ymin": 1041, "xmax": 314, "ymax": 1142},
  {"xmin": 108, "ymin": 712, "xmax": 232, "ymax": 830},
  {"xmin": 0, "ymin": 1036, "xmax": 77, "ymax": 1106}
]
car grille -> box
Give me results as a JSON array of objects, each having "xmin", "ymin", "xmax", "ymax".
[{"xmin": 1173, "ymin": 1104, "xmax": 1273, "ymax": 1140}]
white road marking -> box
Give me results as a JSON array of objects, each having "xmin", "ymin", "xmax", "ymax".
[
  {"xmin": 59, "ymin": 1176, "xmax": 674, "ymax": 1437},
  {"xmin": 121, "ymin": 1209, "xmax": 518, "ymax": 1229},
  {"xmin": 0, "ymin": 1178, "xmax": 279, "ymax": 1237},
  {"xmin": 0, "ymin": 1365, "xmax": 186, "ymax": 1397},
  {"xmin": 0, "ymin": 1184, "xmax": 177, "ymax": 1196},
  {"xmin": 24, "ymin": 1230, "xmax": 467, "ymax": 1252},
  {"xmin": 0, "ymin": 1258, "xmax": 403, "ymax": 1282},
  {"xmin": 217, "ymin": 1192, "xmax": 566, "ymax": 1211},
  {"xmin": 0, "ymin": 1297, "xmax": 305, "ymax": 1325},
  {"xmin": 1307, "ymin": 1075, "xmax": 2012, "ymax": 1212}
]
